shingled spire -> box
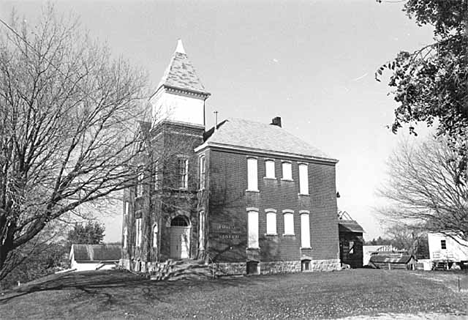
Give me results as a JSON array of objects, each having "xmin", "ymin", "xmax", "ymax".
[
  {"xmin": 151, "ymin": 40, "xmax": 210, "ymax": 128},
  {"xmin": 156, "ymin": 39, "xmax": 210, "ymax": 95}
]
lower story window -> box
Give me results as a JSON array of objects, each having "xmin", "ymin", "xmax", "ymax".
[{"xmin": 248, "ymin": 210, "xmax": 259, "ymax": 248}]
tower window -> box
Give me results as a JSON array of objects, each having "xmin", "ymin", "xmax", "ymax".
[
  {"xmin": 199, "ymin": 156, "xmax": 206, "ymax": 190},
  {"xmin": 177, "ymin": 158, "xmax": 188, "ymax": 189}
]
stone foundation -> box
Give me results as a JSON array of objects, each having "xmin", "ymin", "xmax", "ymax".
[
  {"xmin": 121, "ymin": 258, "xmax": 341, "ymax": 278},
  {"xmin": 215, "ymin": 259, "xmax": 340, "ymax": 275}
]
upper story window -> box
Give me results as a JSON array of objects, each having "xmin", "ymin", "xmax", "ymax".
[
  {"xmin": 266, "ymin": 209, "xmax": 277, "ymax": 235},
  {"xmin": 282, "ymin": 162, "xmax": 292, "ymax": 180},
  {"xmin": 441, "ymin": 239, "xmax": 447, "ymax": 250},
  {"xmin": 265, "ymin": 160, "xmax": 275, "ymax": 178},
  {"xmin": 247, "ymin": 158, "xmax": 258, "ymax": 191},
  {"xmin": 199, "ymin": 156, "xmax": 206, "ymax": 190},
  {"xmin": 299, "ymin": 163, "xmax": 309, "ymax": 195},
  {"xmin": 177, "ymin": 158, "xmax": 188, "ymax": 189},
  {"xmin": 283, "ymin": 210, "xmax": 294, "ymax": 235},
  {"xmin": 136, "ymin": 172, "xmax": 144, "ymax": 197},
  {"xmin": 154, "ymin": 166, "xmax": 161, "ymax": 190}
]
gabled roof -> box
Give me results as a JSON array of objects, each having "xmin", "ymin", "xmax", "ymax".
[
  {"xmin": 196, "ymin": 118, "xmax": 337, "ymax": 162},
  {"xmin": 156, "ymin": 40, "xmax": 209, "ymax": 95},
  {"xmin": 70, "ymin": 244, "xmax": 121, "ymax": 262}
]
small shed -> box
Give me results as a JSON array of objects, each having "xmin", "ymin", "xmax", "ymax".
[
  {"xmin": 338, "ymin": 211, "xmax": 364, "ymax": 268},
  {"xmin": 70, "ymin": 244, "xmax": 121, "ymax": 271},
  {"xmin": 368, "ymin": 252, "xmax": 417, "ymax": 270}
]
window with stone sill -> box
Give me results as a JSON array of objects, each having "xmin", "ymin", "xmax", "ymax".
[
  {"xmin": 283, "ymin": 210, "xmax": 294, "ymax": 235},
  {"xmin": 282, "ymin": 162, "xmax": 292, "ymax": 180},
  {"xmin": 248, "ymin": 210, "xmax": 259, "ymax": 248},
  {"xmin": 265, "ymin": 159, "xmax": 275, "ymax": 179},
  {"xmin": 300, "ymin": 211, "xmax": 310, "ymax": 248},
  {"xmin": 266, "ymin": 210, "xmax": 277, "ymax": 235},
  {"xmin": 298, "ymin": 163, "xmax": 309, "ymax": 195},
  {"xmin": 247, "ymin": 157, "xmax": 258, "ymax": 191}
]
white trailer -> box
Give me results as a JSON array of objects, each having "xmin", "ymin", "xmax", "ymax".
[{"xmin": 428, "ymin": 232, "xmax": 468, "ymax": 270}]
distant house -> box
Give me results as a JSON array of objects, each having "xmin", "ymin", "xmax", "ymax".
[
  {"xmin": 368, "ymin": 252, "xmax": 417, "ymax": 270},
  {"xmin": 70, "ymin": 244, "xmax": 121, "ymax": 271},
  {"xmin": 363, "ymin": 245, "xmax": 399, "ymax": 266},
  {"xmin": 338, "ymin": 211, "xmax": 364, "ymax": 268},
  {"xmin": 428, "ymin": 232, "xmax": 468, "ymax": 270}
]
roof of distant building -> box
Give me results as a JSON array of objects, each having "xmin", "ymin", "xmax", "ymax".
[
  {"xmin": 70, "ymin": 244, "xmax": 121, "ymax": 262},
  {"xmin": 338, "ymin": 220, "xmax": 365, "ymax": 234},
  {"xmin": 197, "ymin": 118, "xmax": 337, "ymax": 162},
  {"xmin": 155, "ymin": 40, "xmax": 209, "ymax": 95}
]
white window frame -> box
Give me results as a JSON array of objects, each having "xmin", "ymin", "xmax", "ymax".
[
  {"xmin": 265, "ymin": 159, "xmax": 275, "ymax": 179},
  {"xmin": 300, "ymin": 211, "xmax": 311, "ymax": 248},
  {"xmin": 123, "ymin": 227, "xmax": 128, "ymax": 248},
  {"xmin": 177, "ymin": 157, "xmax": 188, "ymax": 189},
  {"xmin": 247, "ymin": 209, "xmax": 259, "ymax": 248},
  {"xmin": 136, "ymin": 172, "xmax": 144, "ymax": 197},
  {"xmin": 265, "ymin": 209, "xmax": 277, "ymax": 235},
  {"xmin": 283, "ymin": 210, "xmax": 294, "ymax": 235},
  {"xmin": 199, "ymin": 155, "xmax": 206, "ymax": 190},
  {"xmin": 199, "ymin": 211, "xmax": 205, "ymax": 250},
  {"xmin": 282, "ymin": 162, "xmax": 292, "ymax": 180},
  {"xmin": 299, "ymin": 163, "xmax": 309, "ymax": 195},
  {"xmin": 152, "ymin": 223, "xmax": 158, "ymax": 248},
  {"xmin": 247, "ymin": 158, "xmax": 258, "ymax": 191},
  {"xmin": 135, "ymin": 218, "xmax": 142, "ymax": 247}
]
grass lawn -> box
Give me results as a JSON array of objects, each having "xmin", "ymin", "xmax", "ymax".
[{"xmin": 0, "ymin": 269, "xmax": 467, "ymax": 319}]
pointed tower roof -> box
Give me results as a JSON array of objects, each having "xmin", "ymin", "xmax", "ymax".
[{"xmin": 156, "ymin": 40, "xmax": 210, "ymax": 96}]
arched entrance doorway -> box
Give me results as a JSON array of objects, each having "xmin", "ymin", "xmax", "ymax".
[{"xmin": 170, "ymin": 216, "xmax": 191, "ymax": 259}]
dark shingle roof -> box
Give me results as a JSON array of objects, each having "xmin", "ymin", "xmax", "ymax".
[
  {"xmin": 156, "ymin": 50, "xmax": 209, "ymax": 95},
  {"xmin": 369, "ymin": 254, "xmax": 415, "ymax": 264},
  {"xmin": 71, "ymin": 244, "xmax": 121, "ymax": 262},
  {"xmin": 197, "ymin": 118, "xmax": 337, "ymax": 162}
]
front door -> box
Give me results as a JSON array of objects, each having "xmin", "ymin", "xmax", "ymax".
[
  {"xmin": 170, "ymin": 216, "xmax": 191, "ymax": 259},
  {"xmin": 170, "ymin": 226, "xmax": 190, "ymax": 259}
]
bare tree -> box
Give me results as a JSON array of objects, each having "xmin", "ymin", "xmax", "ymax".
[
  {"xmin": 0, "ymin": 7, "xmax": 147, "ymax": 280},
  {"xmin": 379, "ymin": 137, "xmax": 468, "ymax": 241}
]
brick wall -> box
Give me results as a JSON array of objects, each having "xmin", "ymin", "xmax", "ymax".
[{"xmin": 205, "ymin": 147, "xmax": 339, "ymax": 264}]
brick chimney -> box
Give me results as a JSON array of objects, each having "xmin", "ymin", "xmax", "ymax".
[{"xmin": 270, "ymin": 116, "xmax": 282, "ymax": 128}]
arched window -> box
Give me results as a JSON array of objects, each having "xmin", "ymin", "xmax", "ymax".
[
  {"xmin": 171, "ymin": 216, "xmax": 189, "ymax": 226},
  {"xmin": 199, "ymin": 156, "xmax": 206, "ymax": 190}
]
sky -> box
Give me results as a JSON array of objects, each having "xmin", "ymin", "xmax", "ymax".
[{"xmin": 0, "ymin": 0, "xmax": 435, "ymax": 242}]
